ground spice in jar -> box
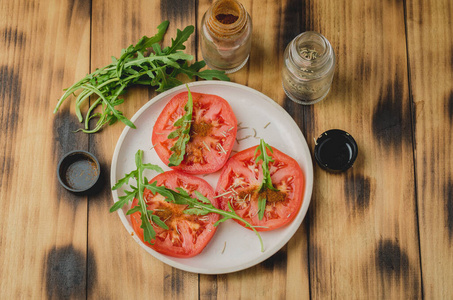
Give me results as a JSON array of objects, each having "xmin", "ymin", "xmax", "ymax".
[
  {"xmin": 200, "ymin": 0, "xmax": 252, "ymax": 73},
  {"xmin": 216, "ymin": 13, "xmax": 239, "ymax": 24}
]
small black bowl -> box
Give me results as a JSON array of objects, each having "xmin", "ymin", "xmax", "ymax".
[
  {"xmin": 314, "ymin": 129, "xmax": 358, "ymax": 172},
  {"xmin": 57, "ymin": 150, "xmax": 100, "ymax": 193}
]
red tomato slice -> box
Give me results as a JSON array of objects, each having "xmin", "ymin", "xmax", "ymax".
[
  {"xmin": 152, "ymin": 91, "xmax": 237, "ymax": 174},
  {"xmin": 130, "ymin": 171, "xmax": 220, "ymax": 258},
  {"xmin": 215, "ymin": 145, "xmax": 305, "ymax": 231}
]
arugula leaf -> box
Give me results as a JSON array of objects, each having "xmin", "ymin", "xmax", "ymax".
[
  {"xmin": 257, "ymin": 197, "xmax": 266, "ymax": 221},
  {"xmin": 110, "ymin": 150, "xmax": 165, "ymax": 244},
  {"xmin": 54, "ymin": 21, "xmax": 229, "ymax": 134},
  {"xmin": 164, "ymin": 25, "xmax": 194, "ymax": 54},
  {"xmin": 255, "ymin": 139, "xmax": 278, "ymax": 191},
  {"xmin": 111, "ymin": 149, "xmax": 265, "ymax": 252},
  {"xmin": 254, "ymin": 139, "xmax": 278, "ymax": 220},
  {"xmin": 167, "ymin": 85, "xmax": 193, "ymax": 167}
]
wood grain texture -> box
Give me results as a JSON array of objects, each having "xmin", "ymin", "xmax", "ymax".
[
  {"xmin": 197, "ymin": 1, "xmax": 310, "ymax": 299},
  {"xmin": 87, "ymin": 0, "xmax": 199, "ymax": 299},
  {"xmin": 406, "ymin": 0, "xmax": 453, "ymax": 298},
  {"xmin": 0, "ymin": 0, "xmax": 91, "ymax": 298},
  {"xmin": 2, "ymin": 0, "xmax": 453, "ymax": 298},
  {"xmin": 300, "ymin": 0, "xmax": 422, "ymax": 298}
]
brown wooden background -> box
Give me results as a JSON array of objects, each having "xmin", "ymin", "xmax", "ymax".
[{"xmin": 1, "ymin": 0, "xmax": 452, "ymax": 298}]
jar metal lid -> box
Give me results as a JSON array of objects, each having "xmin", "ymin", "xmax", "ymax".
[
  {"xmin": 314, "ymin": 129, "xmax": 358, "ymax": 172},
  {"xmin": 57, "ymin": 150, "xmax": 100, "ymax": 193}
]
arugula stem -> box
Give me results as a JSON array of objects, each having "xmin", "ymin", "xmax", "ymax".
[
  {"xmin": 54, "ymin": 21, "xmax": 228, "ymax": 133},
  {"xmin": 189, "ymin": 201, "xmax": 264, "ymax": 252}
]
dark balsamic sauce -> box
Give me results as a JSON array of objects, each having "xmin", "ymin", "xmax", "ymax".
[{"xmin": 314, "ymin": 129, "xmax": 358, "ymax": 172}]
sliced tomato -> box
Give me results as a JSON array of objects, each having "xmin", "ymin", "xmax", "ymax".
[
  {"xmin": 152, "ymin": 91, "xmax": 237, "ymax": 174},
  {"xmin": 130, "ymin": 171, "xmax": 220, "ymax": 258},
  {"xmin": 215, "ymin": 145, "xmax": 305, "ymax": 231}
]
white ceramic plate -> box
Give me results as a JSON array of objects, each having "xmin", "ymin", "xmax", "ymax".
[{"xmin": 111, "ymin": 81, "xmax": 313, "ymax": 274}]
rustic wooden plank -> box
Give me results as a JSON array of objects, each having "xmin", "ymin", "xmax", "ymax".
[
  {"xmin": 300, "ymin": 0, "xmax": 422, "ymax": 298},
  {"xmin": 87, "ymin": 0, "xmax": 199, "ymax": 298},
  {"xmin": 0, "ymin": 0, "xmax": 91, "ymax": 298},
  {"xmin": 198, "ymin": 0, "xmax": 310, "ymax": 299},
  {"xmin": 406, "ymin": 0, "xmax": 453, "ymax": 298}
]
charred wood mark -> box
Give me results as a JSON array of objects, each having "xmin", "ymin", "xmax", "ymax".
[
  {"xmin": 447, "ymin": 91, "xmax": 453, "ymax": 123},
  {"xmin": 445, "ymin": 178, "xmax": 453, "ymax": 239},
  {"xmin": 261, "ymin": 247, "xmax": 288, "ymax": 271},
  {"xmin": 376, "ymin": 239, "xmax": 409, "ymax": 276},
  {"xmin": 164, "ymin": 268, "xmax": 185, "ymax": 295},
  {"xmin": 199, "ymin": 275, "xmax": 219, "ymax": 299},
  {"xmin": 87, "ymin": 246, "xmax": 98, "ymax": 295},
  {"xmin": 160, "ymin": 0, "xmax": 195, "ymax": 23},
  {"xmin": 282, "ymin": 0, "xmax": 304, "ymax": 48},
  {"xmin": 2, "ymin": 28, "xmax": 26, "ymax": 48},
  {"xmin": 0, "ymin": 66, "xmax": 21, "ymax": 188},
  {"xmin": 52, "ymin": 111, "xmax": 90, "ymax": 204},
  {"xmin": 281, "ymin": 0, "xmax": 315, "ymax": 134},
  {"xmin": 375, "ymin": 239, "xmax": 420, "ymax": 295},
  {"xmin": 45, "ymin": 246, "xmax": 94, "ymax": 299},
  {"xmin": 344, "ymin": 173, "xmax": 372, "ymax": 211},
  {"xmin": 65, "ymin": 0, "xmax": 91, "ymax": 30},
  {"xmin": 356, "ymin": 59, "xmax": 372, "ymax": 81},
  {"xmin": 372, "ymin": 79, "xmax": 408, "ymax": 148},
  {"xmin": 0, "ymin": 66, "xmax": 22, "ymax": 131}
]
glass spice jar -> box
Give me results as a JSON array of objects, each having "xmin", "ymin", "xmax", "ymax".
[
  {"xmin": 282, "ymin": 31, "xmax": 335, "ymax": 105},
  {"xmin": 200, "ymin": 0, "xmax": 252, "ymax": 74}
]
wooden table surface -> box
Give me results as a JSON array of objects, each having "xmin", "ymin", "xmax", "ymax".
[{"xmin": 1, "ymin": 0, "xmax": 452, "ymax": 299}]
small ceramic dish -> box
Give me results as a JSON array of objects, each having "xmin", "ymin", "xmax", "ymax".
[{"xmin": 57, "ymin": 150, "xmax": 100, "ymax": 193}]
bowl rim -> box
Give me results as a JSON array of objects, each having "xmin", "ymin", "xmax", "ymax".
[{"xmin": 57, "ymin": 150, "xmax": 101, "ymax": 193}]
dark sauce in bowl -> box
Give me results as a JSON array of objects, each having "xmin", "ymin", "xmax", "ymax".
[
  {"xmin": 58, "ymin": 150, "xmax": 100, "ymax": 193},
  {"xmin": 314, "ymin": 129, "xmax": 358, "ymax": 172}
]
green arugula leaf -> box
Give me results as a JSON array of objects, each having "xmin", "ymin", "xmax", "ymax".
[
  {"xmin": 116, "ymin": 21, "xmax": 169, "ymax": 79},
  {"xmin": 255, "ymin": 139, "xmax": 278, "ymax": 192},
  {"xmin": 164, "ymin": 25, "xmax": 194, "ymax": 54},
  {"xmin": 254, "ymin": 139, "xmax": 279, "ymax": 221},
  {"xmin": 257, "ymin": 197, "xmax": 266, "ymax": 221},
  {"xmin": 126, "ymin": 206, "xmax": 141, "ymax": 215},
  {"xmin": 112, "ymin": 170, "xmax": 137, "ymax": 190},
  {"xmin": 183, "ymin": 208, "xmax": 210, "ymax": 215},
  {"xmin": 54, "ymin": 21, "xmax": 229, "ymax": 134},
  {"xmin": 151, "ymin": 215, "xmax": 169, "ymax": 230},
  {"xmin": 109, "ymin": 190, "xmax": 136, "ymax": 213},
  {"xmin": 167, "ymin": 85, "xmax": 193, "ymax": 167},
  {"xmin": 110, "ymin": 150, "xmax": 167, "ymax": 244},
  {"xmin": 111, "ymin": 149, "xmax": 265, "ymax": 252}
]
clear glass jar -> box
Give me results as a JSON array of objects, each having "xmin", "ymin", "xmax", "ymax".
[
  {"xmin": 200, "ymin": 0, "xmax": 252, "ymax": 74},
  {"xmin": 282, "ymin": 31, "xmax": 335, "ymax": 104}
]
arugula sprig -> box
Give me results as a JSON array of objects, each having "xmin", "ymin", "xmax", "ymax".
[
  {"xmin": 111, "ymin": 150, "xmax": 166, "ymax": 243},
  {"xmin": 54, "ymin": 21, "xmax": 229, "ymax": 133},
  {"xmin": 254, "ymin": 139, "xmax": 278, "ymax": 220},
  {"xmin": 167, "ymin": 85, "xmax": 193, "ymax": 167},
  {"xmin": 111, "ymin": 149, "xmax": 265, "ymax": 252}
]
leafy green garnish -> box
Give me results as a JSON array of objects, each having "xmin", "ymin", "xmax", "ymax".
[
  {"xmin": 111, "ymin": 150, "xmax": 166, "ymax": 243},
  {"xmin": 257, "ymin": 197, "xmax": 266, "ymax": 221},
  {"xmin": 54, "ymin": 21, "xmax": 229, "ymax": 133},
  {"xmin": 167, "ymin": 85, "xmax": 193, "ymax": 167},
  {"xmin": 254, "ymin": 139, "xmax": 278, "ymax": 220},
  {"xmin": 111, "ymin": 149, "xmax": 264, "ymax": 252}
]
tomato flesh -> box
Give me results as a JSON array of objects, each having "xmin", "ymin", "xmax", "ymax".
[
  {"xmin": 152, "ymin": 91, "xmax": 237, "ymax": 174},
  {"xmin": 130, "ymin": 171, "xmax": 220, "ymax": 258},
  {"xmin": 215, "ymin": 145, "xmax": 305, "ymax": 231}
]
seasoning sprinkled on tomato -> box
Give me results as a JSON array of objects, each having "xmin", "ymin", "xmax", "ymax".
[
  {"xmin": 130, "ymin": 171, "xmax": 220, "ymax": 258},
  {"xmin": 215, "ymin": 145, "xmax": 305, "ymax": 231},
  {"xmin": 152, "ymin": 91, "xmax": 237, "ymax": 175}
]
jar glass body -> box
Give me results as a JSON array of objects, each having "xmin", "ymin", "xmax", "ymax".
[
  {"xmin": 282, "ymin": 31, "xmax": 335, "ymax": 105},
  {"xmin": 201, "ymin": 0, "xmax": 252, "ymax": 74}
]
